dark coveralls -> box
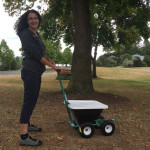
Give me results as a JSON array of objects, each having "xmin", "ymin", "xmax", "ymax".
[{"xmin": 19, "ymin": 28, "xmax": 46, "ymax": 123}]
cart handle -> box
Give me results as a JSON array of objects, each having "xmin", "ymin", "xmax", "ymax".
[
  {"xmin": 57, "ymin": 72, "xmax": 74, "ymax": 124},
  {"xmin": 56, "ymin": 69, "xmax": 61, "ymax": 73}
]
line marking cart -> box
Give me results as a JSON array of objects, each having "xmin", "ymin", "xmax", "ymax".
[{"xmin": 57, "ymin": 71, "xmax": 116, "ymax": 138}]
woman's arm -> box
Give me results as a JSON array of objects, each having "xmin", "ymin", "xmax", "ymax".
[
  {"xmin": 45, "ymin": 57, "xmax": 56, "ymax": 66},
  {"xmin": 40, "ymin": 57, "xmax": 59, "ymax": 71}
]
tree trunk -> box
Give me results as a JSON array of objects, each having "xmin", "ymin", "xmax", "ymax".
[
  {"xmin": 68, "ymin": 0, "xmax": 94, "ymax": 92},
  {"xmin": 92, "ymin": 44, "xmax": 98, "ymax": 78}
]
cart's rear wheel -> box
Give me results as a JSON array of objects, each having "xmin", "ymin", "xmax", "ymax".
[
  {"xmin": 101, "ymin": 121, "xmax": 115, "ymax": 136},
  {"xmin": 79, "ymin": 123, "xmax": 94, "ymax": 138}
]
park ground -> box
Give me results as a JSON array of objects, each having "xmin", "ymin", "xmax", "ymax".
[{"xmin": 0, "ymin": 67, "xmax": 150, "ymax": 150}]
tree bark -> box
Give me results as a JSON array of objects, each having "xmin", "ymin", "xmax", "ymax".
[
  {"xmin": 92, "ymin": 43, "xmax": 98, "ymax": 78},
  {"xmin": 68, "ymin": 0, "xmax": 94, "ymax": 92}
]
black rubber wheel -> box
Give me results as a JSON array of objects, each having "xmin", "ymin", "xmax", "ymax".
[
  {"xmin": 101, "ymin": 121, "xmax": 115, "ymax": 136},
  {"xmin": 79, "ymin": 123, "xmax": 94, "ymax": 138}
]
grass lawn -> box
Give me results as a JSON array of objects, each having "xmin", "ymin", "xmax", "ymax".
[
  {"xmin": 94, "ymin": 67, "xmax": 150, "ymax": 105},
  {"xmin": 0, "ymin": 67, "xmax": 150, "ymax": 150}
]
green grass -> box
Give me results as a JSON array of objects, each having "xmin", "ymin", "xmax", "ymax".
[{"xmin": 94, "ymin": 67, "xmax": 150, "ymax": 105}]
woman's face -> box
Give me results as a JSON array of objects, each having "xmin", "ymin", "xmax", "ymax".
[{"xmin": 27, "ymin": 13, "xmax": 39, "ymax": 31}]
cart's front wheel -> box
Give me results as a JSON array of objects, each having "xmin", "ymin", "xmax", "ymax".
[
  {"xmin": 101, "ymin": 121, "xmax": 115, "ymax": 136},
  {"xmin": 79, "ymin": 123, "xmax": 94, "ymax": 138}
]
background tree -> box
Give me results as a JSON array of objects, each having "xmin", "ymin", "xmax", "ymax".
[
  {"xmin": 132, "ymin": 56, "xmax": 143, "ymax": 67},
  {"xmin": 120, "ymin": 53, "xmax": 132, "ymax": 64},
  {"xmin": 144, "ymin": 55, "xmax": 150, "ymax": 66},
  {"xmin": 19, "ymin": 48, "xmax": 24, "ymax": 56},
  {"xmin": 62, "ymin": 48, "xmax": 73, "ymax": 65},
  {"xmin": 122, "ymin": 58, "xmax": 133, "ymax": 67},
  {"xmin": 142, "ymin": 40, "xmax": 150, "ymax": 55},
  {"xmin": 0, "ymin": 43, "xmax": 2, "ymax": 63},
  {"xmin": 0, "ymin": 39, "xmax": 10, "ymax": 69},
  {"xmin": 0, "ymin": 39, "xmax": 21, "ymax": 70},
  {"xmin": 3, "ymin": 49, "xmax": 14, "ymax": 70},
  {"xmin": 43, "ymin": 40, "xmax": 63, "ymax": 64},
  {"xmin": 11, "ymin": 56, "xmax": 22, "ymax": 70}
]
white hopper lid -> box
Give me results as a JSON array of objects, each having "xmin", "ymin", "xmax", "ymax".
[{"xmin": 68, "ymin": 100, "xmax": 108, "ymax": 110}]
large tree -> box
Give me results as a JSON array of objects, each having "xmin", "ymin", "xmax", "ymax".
[
  {"xmin": 69, "ymin": 0, "xmax": 94, "ymax": 92},
  {"xmin": 3, "ymin": 0, "xmax": 150, "ymax": 92}
]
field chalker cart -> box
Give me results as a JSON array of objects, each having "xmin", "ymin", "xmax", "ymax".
[{"xmin": 57, "ymin": 71, "xmax": 116, "ymax": 138}]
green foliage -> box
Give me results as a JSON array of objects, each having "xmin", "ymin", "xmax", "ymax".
[
  {"xmin": 2, "ymin": 0, "xmax": 36, "ymax": 16},
  {"xmin": 40, "ymin": 0, "xmax": 73, "ymax": 45},
  {"xmin": 144, "ymin": 55, "xmax": 150, "ymax": 66},
  {"xmin": 96, "ymin": 54, "xmax": 118, "ymax": 67},
  {"xmin": 43, "ymin": 39, "xmax": 72, "ymax": 64},
  {"xmin": 132, "ymin": 56, "xmax": 143, "ymax": 67},
  {"xmin": 19, "ymin": 47, "xmax": 24, "ymax": 56},
  {"xmin": 0, "ymin": 39, "xmax": 22, "ymax": 70},
  {"xmin": 122, "ymin": 59, "xmax": 133, "ymax": 67},
  {"xmin": 120, "ymin": 53, "xmax": 132, "ymax": 63},
  {"xmin": 96, "ymin": 60, "xmax": 101, "ymax": 67},
  {"xmin": 142, "ymin": 40, "xmax": 150, "ymax": 55},
  {"xmin": 142, "ymin": 62, "xmax": 147, "ymax": 67},
  {"xmin": 2, "ymin": 0, "xmax": 150, "ymax": 51},
  {"xmin": 106, "ymin": 57, "xmax": 118, "ymax": 67},
  {"xmin": 43, "ymin": 40, "xmax": 62, "ymax": 63},
  {"xmin": 90, "ymin": 0, "xmax": 150, "ymax": 51},
  {"xmin": 62, "ymin": 48, "xmax": 72, "ymax": 65},
  {"xmin": 117, "ymin": 27, "xmax": 140, "ymax": 48}
]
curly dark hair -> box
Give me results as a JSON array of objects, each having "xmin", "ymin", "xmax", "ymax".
[{"xmin": 14, "ymin": 9, "xmax": 42, "ymax": 35}]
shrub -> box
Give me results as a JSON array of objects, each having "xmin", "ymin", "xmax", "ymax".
[
  {"xmin": 120, "ymin": 54, "xmax": 132, "ymax": 63},
  {"xmin": 106, "ymin": 57, "xmax": 117, "ymax": 67},
  {"xmin": 144, "ymin": 55, "xmax": 150, "ymax": 66},
  {"xmin": 96, "ymin": 60, "xmax": 101, "ymax": 66},
  {"xmin": 122, "ymin": 58, "xmax": 133, "ymax": 67},
  {"xmin": 96, "ymin": 55, "xmax": 117, "ymax": 67},
  {"xmin": 142, "ymin": 62, "xmax": 147, "ymax": 67},
  {"xmin": 132, "ymin": 56, "xmax": 143, "ymax": 67}
]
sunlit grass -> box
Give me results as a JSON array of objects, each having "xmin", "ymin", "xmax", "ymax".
[{"xmin": 94, "ymin": 67, "xmax": 150, "ymax": 105}]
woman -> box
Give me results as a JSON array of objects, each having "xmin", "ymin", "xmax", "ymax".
[{"xmin": 14, "ymin": 9, "xmax": 60, "ymax": 146}]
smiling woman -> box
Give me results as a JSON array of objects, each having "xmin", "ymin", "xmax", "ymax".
[{"xmin": 14, "ymin": 9, "xmax": 61, "ymax": 147}]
